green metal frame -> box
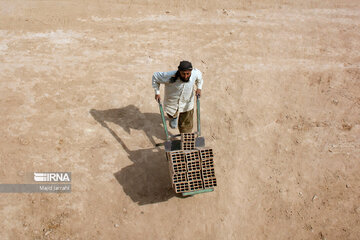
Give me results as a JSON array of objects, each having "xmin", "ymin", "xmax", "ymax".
[
  {"xmin": 158, "ymin": 100, "xmax": 170, "ymax": 140},
  {"xmin": 196, "ymin": 94, "xmax": 201, "ymax": 136},
  {"xmin": 181, "ymin": 188, "xmax": 214, "ymax": 196}
]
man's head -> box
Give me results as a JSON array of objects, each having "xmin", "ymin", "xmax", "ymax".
[{"xmin": 178, "ymin": 60, "xmax": 192, "ymax": 82}]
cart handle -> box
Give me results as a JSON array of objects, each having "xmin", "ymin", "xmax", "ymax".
[
  {"xmin": 196, "ymin": 94, "xmax": 201, "ymax": 136},
  {"xmin": 158, "ymin": 99, "xmax": 170, "ymax": 140}
]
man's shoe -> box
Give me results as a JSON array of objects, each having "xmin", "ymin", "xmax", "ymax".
[{"xmin": 169, "ymin": 117, "xmax": 178, "ymax": 129}]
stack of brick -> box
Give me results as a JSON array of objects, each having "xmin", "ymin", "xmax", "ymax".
[
  {"xmin": 167, "ymin": 133, "xmax": 217, "ymax": 193},
  {"xmin": 181, "ymin": 133, "xmax": 196, "ymax": 150},
  {"xmin": 198, "ymin": 148, "xmax": 217, "ymax": 189}
]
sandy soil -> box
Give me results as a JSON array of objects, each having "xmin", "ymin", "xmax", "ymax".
[{"xmin": 0, "ymin": 0, "xmax": 360, "ymax": 239}]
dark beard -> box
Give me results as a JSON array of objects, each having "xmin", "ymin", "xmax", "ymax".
[{"xmin": 180, "ymin": 76, "xmax": 190, "ymax": 82}]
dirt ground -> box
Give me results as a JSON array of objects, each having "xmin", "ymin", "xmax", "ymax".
[{"xmin": 0, "ymin": 0, "xmax": 359, "ymax": 239}]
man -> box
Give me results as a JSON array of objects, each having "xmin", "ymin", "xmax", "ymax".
[{"xmin": 152, "ymin": 60, "xmax": 203, "ymax": 133}]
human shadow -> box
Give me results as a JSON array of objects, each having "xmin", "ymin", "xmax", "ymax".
[{"xmin": 90, "ymin": 106, "xmax": 176, "ymax": 205}]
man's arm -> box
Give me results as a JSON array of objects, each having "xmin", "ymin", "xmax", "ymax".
[
  {"xmin": 152, "ymin": 72, "xmax": 165, "ymax": 102},
  {"xmin": 195, "ymin": 70, "xmax": 203, "ymax": 97},
  {"xmin": 152, "ymin": 71, "xmax": 175, "ymax": 102}
]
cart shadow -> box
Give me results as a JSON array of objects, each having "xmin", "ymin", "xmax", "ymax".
[
  {"xmin": 113, "ymin": 148, "xmax": 175, "ymax": 205},
  {"xmin": 90, "ymin": 106, "xmax": 177, "ymax": 205}
]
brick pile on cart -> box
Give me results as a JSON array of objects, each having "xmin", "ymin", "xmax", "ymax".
[{"xmin": 166, "ymin": 133, "xmax": 217, "ymax": 194}]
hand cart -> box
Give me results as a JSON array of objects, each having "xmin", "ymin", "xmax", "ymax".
[{"xmin": 157, "ymin": 95, "xmax": 215, "ymax": 196}]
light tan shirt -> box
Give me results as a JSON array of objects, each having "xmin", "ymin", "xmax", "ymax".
[{"xmin": 152, "ymin": 68, "xmax": 203, "ymax": 117}]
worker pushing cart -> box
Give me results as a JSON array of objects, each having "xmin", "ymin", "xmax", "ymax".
[{"xmin": 152, "ymin": 61, "xmax": 216, "ymax": 196}]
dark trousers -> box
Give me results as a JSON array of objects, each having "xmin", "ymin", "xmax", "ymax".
[{"xmin": 167, "ymin": 109, "xmax": 194, "ymax": 133}]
